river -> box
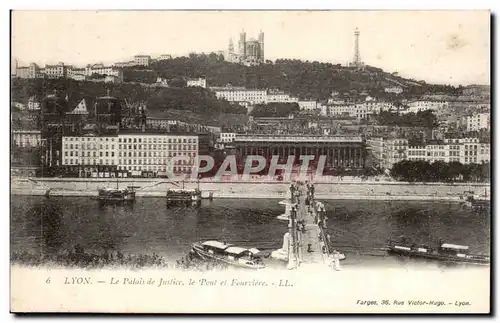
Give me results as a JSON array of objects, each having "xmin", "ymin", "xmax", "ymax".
[{"xmin": 10, "ymin": 196, "xmax": 490, "ymax": 268}]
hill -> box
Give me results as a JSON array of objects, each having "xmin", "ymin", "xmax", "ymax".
[
  {"xmin": 149, "ymin": 53, "xmax": 461, "ymax": 100},
  {"xmin": 10, "ymin": 78, "xmax": 247, "ymax": 127}
]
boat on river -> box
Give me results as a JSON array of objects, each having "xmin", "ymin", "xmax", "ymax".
[
  {"xmin": 92, "ymin": 187, "xmax": 136, "ymax": 204},
  {"xmin": 387, "ymin": 241, "xmax": 490, "ymax": 265},
  {"xmin": 166, "ymin": 188, "xmax": 202, "ymax": 206},
  {"xmin": 190, "ymin": 240, "xmax": 266, "ymax": 269},
  {"xmin": 461, "ymin": 189, "xmax": 490, "ymax": 211}
]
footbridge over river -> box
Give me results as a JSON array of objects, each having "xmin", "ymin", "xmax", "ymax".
[{"xmin": 281, "ymin": 182, "xmax": 342, "ymax": 270}]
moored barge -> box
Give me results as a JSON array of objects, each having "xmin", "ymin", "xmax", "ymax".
[
  {"xmin": 92, "ymin": 187, "xmax": 136, "ymax": 204},
  {"xmin": 190, "ymin": 240, "xmax": 266, "ymax": 269},
  {"xmin": 387, "ymin": 241, "xmax": 490, "ymax": 265},
  {"xmin": 166, "ymin": 188, "xmax": 202, "ymax": 206}
]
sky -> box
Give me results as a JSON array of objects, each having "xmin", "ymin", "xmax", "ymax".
[{"xmin": 11, "ymin": 10, "xmax": 490, "ymax": 86}]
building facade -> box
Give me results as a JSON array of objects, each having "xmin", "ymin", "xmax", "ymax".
[
  {"xmin": 28, "ymin": 97, "xmax": 41, "ymax": 110},
  {"xmin": 146, "ymin": 118, "xmax": 171, "ymax": 130},
  {"xmin": 15, "ymin": 62, "xmax": 123, "ymax": 81},
  {"xmin": 367, "ymin": 137, "xmax": 408, "ymax": 169},
  {"xmin": 134, "ymin": 55, "xmax": 152, "ymax": 67},
  {"xmin": 466, "ymin": 113, "xmax": 490, "ymax": 132},
  {"xmin": 407, "ymin": 100, "xmax": 449, "ymax": 114},
  {"xmin": 406, "ymin": 138, "xmax": 490, "ymax": 165},
  {"xmin": 44, "ymin": 62, "xmax": 71, "ymax": 79},
  {"xmin": 266, "ymin": 91, "xmax": 298, "ymax": 103},
  {"xmin": 326, "ymin": 104, "xmax": 356, "ymax": 117},
  {"xmin": 384, "ymin": 86, "xmax": 403, "ymax": 94},
  {"xmin": 298, "ymin": 101, "xmax": 318, "ymax": 111},
  {"xmin": 61, "ymin": 133, "xmax": 205, "ymax": 176},
  {"xmin": 219, "ymin": 132, "xmax": 236, "ymax": 143},
  {"xmin": 12, "ymin": 130, "xmax": 42, "ymax": 148},
  {"xmin": 186, "ymin": 78, "xmax": 207, "ymax": 88},
  {"xmin": 212, "ymin": 86, "xmax": 267, "ymax": 104},
  {"xmin": 233, "ymin": 135, "xmax": 367, "ymax": 169}
]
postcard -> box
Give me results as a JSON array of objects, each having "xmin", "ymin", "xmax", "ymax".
[{"xmin": 10, "ymin": 10, "xmax": 491, "ymax": 313}]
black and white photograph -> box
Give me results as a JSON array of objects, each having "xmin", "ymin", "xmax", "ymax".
[{"xmin": 9, "ymin": 10, "xmax": 491, "ymax": 313}]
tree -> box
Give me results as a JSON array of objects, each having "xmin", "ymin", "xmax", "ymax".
[
  {"xmin": 250, "ymin": 102, "xmax": 300, "ymax": 117},
  {"xmin": 168, "ymin": 78, "xmax": 187, "ymax": 88},
  {"xmin": 390, "ymin": 160, "xmax": 489, "ymax": 183}
]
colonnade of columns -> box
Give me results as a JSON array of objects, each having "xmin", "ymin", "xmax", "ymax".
[{"xmin": 235, "ymin": 145, "xmax": 366, "ymax": 168}]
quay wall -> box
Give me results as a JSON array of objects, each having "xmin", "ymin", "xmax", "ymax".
[{"xmin": 11, "ymin": 177, "xmax": 490, "ymax": 201}]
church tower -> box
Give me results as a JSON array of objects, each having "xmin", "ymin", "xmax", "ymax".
[
  {"xmin": 239, "ymin": 29, "xmax": 247, "ymax": 59},
  {"xmin": 258, "ymin": 30, "xmax": 265, "ymax": 62},
  {"xmin": 227, "ymin": 38, "xmax": 235, "ymax": 62}
]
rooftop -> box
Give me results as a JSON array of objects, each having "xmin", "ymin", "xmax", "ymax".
[{"xmin": 234, "ymin": 134, "xmax": 363, "ymax": 143}]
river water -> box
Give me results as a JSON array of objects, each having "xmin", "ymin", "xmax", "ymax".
[{"xmin": 10, "ymin": 196, "xmax": 490, "ymax": 268}]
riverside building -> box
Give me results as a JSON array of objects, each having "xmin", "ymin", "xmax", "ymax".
[
  {"xmin": 366, "ymin": 137, "xmax": 408, "ymax": 170},
  {"xmin": 233, "ymin": 134, "xmax": 367, "ymax": 169},
  {"xmin": 402, "ymin": 138, "xmax": 490, "ymax": 165},
  {"xmin": 61, "ymin": 132, "xmax": 210, "ymax": 177}
]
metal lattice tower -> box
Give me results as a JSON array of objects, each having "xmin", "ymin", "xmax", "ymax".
[{"xmin": 353, "ymin": 27, "xmax": 361, "ymax": 67}]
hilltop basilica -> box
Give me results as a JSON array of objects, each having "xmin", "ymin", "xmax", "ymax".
[{"xmin": 226, "ymin": 30, "xmax": 265, "ymax": 66}]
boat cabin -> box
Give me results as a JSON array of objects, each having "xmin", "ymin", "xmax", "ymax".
[
  {"xmin": 201, "ymin": 241, "xmax": 229, "ymax": 255},
  {"xmin": 199, "ymin": 241, "xmax": 263, "ymax": 264},
  {"xmin": 439, "ymin": 243, "xmax": 469, "ymax": 256},
  {"xmin": 225, "ymin": 246, "xmax": 263, "ymax": 265},
  {"xmin": 167, "ymin": 189, "xmax": 202, "ymax": 202}
]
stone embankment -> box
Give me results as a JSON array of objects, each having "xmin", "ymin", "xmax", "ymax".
[{"xmin": 11, "ymin": 176, "xmax": 490, "ymax": 201}]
